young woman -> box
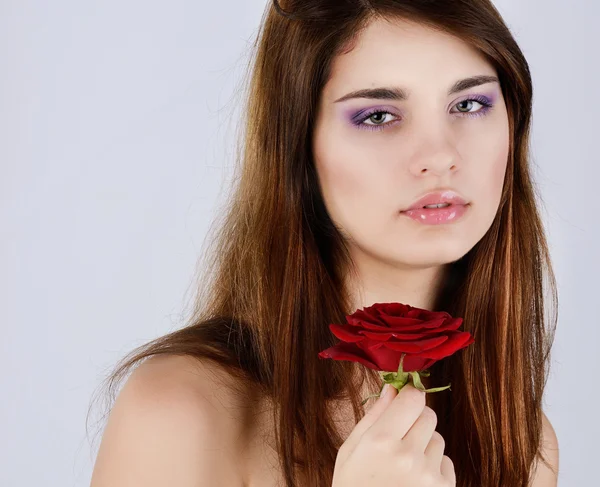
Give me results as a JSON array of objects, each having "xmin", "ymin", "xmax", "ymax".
[{"xmin": 89, "ymin": 1, "xmax": 559, "ymax": 486}]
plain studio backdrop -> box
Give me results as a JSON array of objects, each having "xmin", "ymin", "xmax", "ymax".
[{"xmin": 1, "ymin": 0, "xmax": 597, "ymax": 485}]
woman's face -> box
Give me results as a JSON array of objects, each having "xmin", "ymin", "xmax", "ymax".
[{"xmin": 312, "ymin": 17, "xmax": 509, "ymax": 269}]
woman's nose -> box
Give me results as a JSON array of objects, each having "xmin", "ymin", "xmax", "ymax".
[
  {"xmin": 410, "ymin": 157, "xmax": 459, "ymax": 177},
  {"xmin": 408, "ymin": 137, "xmax": 461, "ymax": 177}
]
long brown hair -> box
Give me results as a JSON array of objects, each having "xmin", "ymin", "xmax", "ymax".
[{"xmin": 88, "ymin": 1, "xmax": 558, "ymax": 485}]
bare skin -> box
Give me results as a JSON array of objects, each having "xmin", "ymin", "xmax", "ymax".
[
  {"xmin": 312, "ymin": 17, "xmax": 509, "ymax": 313},
  {"xmin": 90, "ymin": 15, "xmax": 558, "ymax": 487},
  {"xmin": 237, "ymin": 369, "xmax": 439, "ymax": 486},
  {"xmin": 244, "ymin": 16, "xmax": 489, "ymax": 484},
  {"xmin": 89, "ymin": 352, "xmax": 555, "ymax": 486}
]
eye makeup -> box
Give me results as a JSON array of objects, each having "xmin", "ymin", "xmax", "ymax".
[
  {"xmin": 348, "ymin": 105, "xmax": 402, "ymax": 132},
  {"xmin": 346, "ymin": 92, "xmax": 497, "ymax": 132}
]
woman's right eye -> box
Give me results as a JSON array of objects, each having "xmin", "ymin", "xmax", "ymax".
[{"xmin": 355, "ymin": 110, "xmax": 400, "ymax": 131}]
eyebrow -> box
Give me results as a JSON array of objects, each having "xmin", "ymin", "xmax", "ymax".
[{"xmin": 333, "ymin": 75, "xmax": 500, "ymax": 103}]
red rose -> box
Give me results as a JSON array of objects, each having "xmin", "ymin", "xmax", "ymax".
[{"xmin": 318, "ymin": 302, "xmax": 474, "ymax": 373}]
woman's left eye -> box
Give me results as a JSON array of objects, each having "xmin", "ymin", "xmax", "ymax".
[
  {"xmin": 450, "ymin": 97, "xmax": 494, "ymax": 118},
  {"xmin": 355, "ymin": 96, "xmax": 494, "ymax": 132}
]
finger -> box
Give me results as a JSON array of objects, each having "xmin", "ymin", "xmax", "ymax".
[
  {"xmin": 366, "ymin": 383, "xmax": 426, "ymax": 441},
  {"xmin": 440, "ymin": 455, "xmax": 456, "ymax": 483},
  {"xmin": 402, "ymin": 405, "xmax": 438, "ymax": 451},
  {"xmin": 424, "ymin": 430, "xmax": 446, "ymax": 465},
  {"xmin": 343, "ymin": 383, "xmax": 397, "ymax": 449}
]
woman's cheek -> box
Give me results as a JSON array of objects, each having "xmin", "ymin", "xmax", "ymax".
[{"xmin": 492, "ymin": 130, "xmax": 510, "ymax": 197}]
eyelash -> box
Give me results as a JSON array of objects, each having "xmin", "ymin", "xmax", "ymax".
[{"xmin": 353, "ymin": 95, "xmax": 494, "ymax": 132}]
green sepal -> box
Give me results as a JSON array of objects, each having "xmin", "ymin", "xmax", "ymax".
[
  {"xmin": 409, "ymin": 371, "xmax": 451, "ymax": 393},
  {"xmin": 360, "ymin": 354, "xmax": 451, "ymax": 405}
]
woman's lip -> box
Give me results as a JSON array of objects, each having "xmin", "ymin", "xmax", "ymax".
[
  {"xmin": 400, "ymin": 203, "xmax": 470, "ymax": 225},
  {"xmin": 403, "ymin": 190, "xmax": 468, "ymax": 211}
]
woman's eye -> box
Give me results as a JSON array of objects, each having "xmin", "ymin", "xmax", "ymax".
[
  {"xmin": 361, "ymin": 111, "xmax": 398, "ymax": 127},
  {"xmin": 356, "ymin": 96, "xmax": 494, "ymax": 131},
  {"xmin": 451, "ymin": 99, "xmax": 487, "ymax": 115}
]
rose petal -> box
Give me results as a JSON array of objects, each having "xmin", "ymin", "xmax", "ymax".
[
  {"xmin": 317, "ymin": 342, "xmax": 379, "ymax": 370},
  {"xmin": 375, "ymin": 302, "xmax": 411, "ymax": 316},
  {"xmin": 406, "ymin": 308, "xmax": 451, "ymax": 320},
  {"xmin": 347, "ymin": 316, "xmax": 424, "ymax": 329},
  {"xmin": 360, "ymin": 330, "xmax": 432, "ymax": 341},
  {"xmin": 328, "ymin": 323, "xmax": 364, "ymax": 342},
  {"xmin": 321, "ymin": 303, "xmax": 473, "ymax": 373},
  {"xmin": 359, "ymin": 331, "xmax": 395, "ymax": 341},
  {"xmin": 414, "ymin": 331, "xmax": 474, "ymax": 360},
  {"xmin": 379, "ymin": 316, "xmax": 448, "ymax": 330},
  {"xmin": 402, "ymin": 354, "xmax": 438, "ymax": 372},
  {"xmin": 385, "ymin": 318, "xmax": 464, "ymax": 341},
  {"xmin": 356, "ymin": 318, "xmax": 462, "ymax": 341},
  {"xmin": 363, "ymin": 344, "xmax": 436, "ymax": 372},
  {"xmin": 346, "ymin": 315, "xmax": 393, "ymax": 329},
  {"xmin": 348, "ymin": 308, "xmax": 389, "ymax": 327},
  {"xmin": 359, "ymin": 343, "xmax": 406, "ymax": 371},
  {"xmin": 383, "ymin": 335, "xmax": 448, "ymax": 352}
]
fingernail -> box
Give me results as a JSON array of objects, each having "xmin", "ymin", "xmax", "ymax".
[{"xmin": 381, "ymin": 384, "xmax": 390, "ymax": 398}]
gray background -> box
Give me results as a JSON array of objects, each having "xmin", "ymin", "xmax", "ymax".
[{"xmin": 1, "ymin": 1, "xmax": 597, "ymax": 485}]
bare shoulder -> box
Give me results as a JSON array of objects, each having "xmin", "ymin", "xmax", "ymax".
[
  {"xmin": 529, "ymin": 411, "xmax": 560, "ymax": 486},
  {"xmin": 90, "ymin": 354, "xmax": 250, "ymax": 487}
]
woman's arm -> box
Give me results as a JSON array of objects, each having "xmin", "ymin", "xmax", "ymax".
[
  {"xmin": 529, "ymin": 412, "xmax": 559, "ymax": 487},
  {"xmin": 89, "ymin": 355, "xmax": 246, "ymax": 487}
]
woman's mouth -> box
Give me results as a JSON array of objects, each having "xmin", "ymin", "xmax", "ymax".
[{"xmin": 400, "ymin": 203, "xmax": 470, "ymax": 225}]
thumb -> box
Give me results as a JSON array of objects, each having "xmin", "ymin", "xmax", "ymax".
[{"xmin": 344, "ymin": 384, "xmax": 396, "ymax": 448}]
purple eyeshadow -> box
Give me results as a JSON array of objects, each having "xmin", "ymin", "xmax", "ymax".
[{"xmin": 344, "ymin": 91, "xmax": 498, "ymax": 132}]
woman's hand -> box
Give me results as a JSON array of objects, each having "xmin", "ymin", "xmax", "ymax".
[{"xmin": 332, "ymin": 383, "xmax": 456, "ymax": 487}]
